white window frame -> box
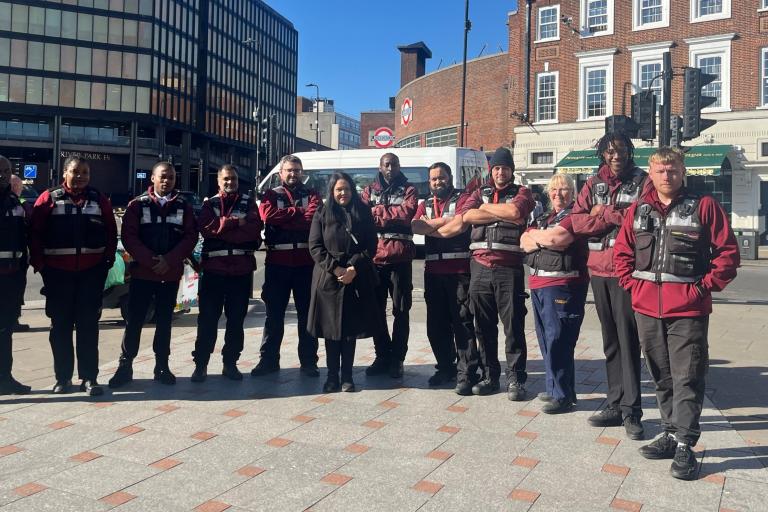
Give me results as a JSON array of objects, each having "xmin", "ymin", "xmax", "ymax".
[
  {"xmin": 761, "ymin": 0, "xmax": 768, "ymax": 12},
  {"xmin": 535, "ymin": 71, "xmax": 559, "ymax": 124},
  {"xmin": 629, "ymin": 42, "xmax": 672, "ymax": 107},
  {"xmin": 536, "ymin": 5, "xmax": 560, "ymax": 43},
  {"xmin": 761, "ymin": 47, "xmax": 768, "ymax": 109},
  {"xmin": 576, "ymin": 49, "xmax": 616, "ymax": 121},
  {"xmin": 580, "ymin": 0, "xmax": 614, "ymax": 37},
  {"xmin": 689, "ymin": 0, "xmax": 731, "ymax": 23},
  {"xmin": 632, "ymin": 0, "xmax": 670, "ymax": 31},
  {"xmin": 686, "ymin": 34, "xmax": 733, "ymax": 112}
]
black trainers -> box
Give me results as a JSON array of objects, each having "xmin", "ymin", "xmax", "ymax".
[
  {"xmin": 222, "ymin": 362, "xmax": 243, "ymax": 381},
  {"xmin": 538, "ymin": 392, "xmax": 554, "ymax": 403},
  {"xmin": 541, "ymin": 398, "xmax": 575, "ymax": 414},
  {"xmin": 341, "ymin": 381, "xmax": 355, "ymax": 392},
  {"xmin": 0, "ymin": 375, "xmax": 31, "ymax": 395},
  {"xmin": 454, "ymin": 381, "xmax": 473, "ymax": 396},
  {"xmin": 623, "ymin": 415, "xmax": 645, "ymax": 440},
  {"xmin": 388, "ymin": 360, "xmax": 404, "ymax": 379},
  {"xmin": 507, "ymin": 381, "xmax": 526, "ymax": 402},
  {"xmin": 587, "ymin": 407, "xmax": 623, "ymax": 427},
  {"xmin": 428, "ymin": 370, "xmax": 456, "ymax": 387},
  {"xmin": 472, "ymin": 379, "xmax": 500, "ymax": 396},
  {"xmin": 670, "ymin": 443, "xmax": 698, "ymax": 480},
  {"xmin": 52, "ymin": 380, "xmax": 72, "ymax": 394},
  {"xmin": 108, "ymin": 362, "xmax": 133, "ymax": 389},
  {"xmin": 191, "ymin": 364, "xmax": 207, "ymax": 383},
  {"xmin": 323, "ymin": 380, "xmax": 340, "ymax": 393},
  {"xmin": 300, "ymin": 365, "xmax": 320, "ymax": 378},
  {"xmin": 80, "ymin": 379, "xmax": 103, "ymax": 396},
  {"xmin": 250, "ymin": 361, "xmax": 280, "ymax": 377},
  {"xmin": 638, "ymin": 432, "xmax": 677, "ymax": 460},
  {"xmin": 153, "ymin": 365, "xmax": 177, "ymax": 385},
  {"xmin": 365, "ymin": 358, "xmax": 389, "ymax": 376}
]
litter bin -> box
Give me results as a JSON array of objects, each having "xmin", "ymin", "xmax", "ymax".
[{"xmin": 734, "ymin": 229, "xmax": 758, "ymax": 260}]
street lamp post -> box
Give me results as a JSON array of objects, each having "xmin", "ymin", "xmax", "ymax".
[{"xmin": 306, "ymin": 83, "xmax": 320, "ymax": 146}]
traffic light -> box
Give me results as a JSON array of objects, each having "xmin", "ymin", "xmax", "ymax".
[
  {"xmin": 669, "ymin": 115, "xmax": 683, "ymax": 148},
  {"xmin": 604, "ymin": 115, "xmax": 639, "ymax": 139},
  {"xmin": 631, "ymin": 90, "xmax": 656, "ymax": 141},
  {"xmin": 682, "ymin": 67, "xmax": 717, "ymax": 140}
]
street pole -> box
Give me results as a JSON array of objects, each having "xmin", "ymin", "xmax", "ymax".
[
  {"xmin": 660, "ymin": 51, "xmax": 673, "ymax": 148},
  {"xmin": 459, "ymin": 0, "xmax": 470, "ymax": 147},
  {"xmin": 306, "ymin": 83, "xmax": 320, "ymax": 146}
]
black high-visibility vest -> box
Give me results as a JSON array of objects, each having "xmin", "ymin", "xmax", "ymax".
[
  {"xmin": 264, "ymin": 185, "xmax": 313, "ymax": 250},
  {"xmin": 469, "ymin": 185, "xmax": 524, "ymax": 253},
  {"xmin": 134, "ymin": 192, "xmax": 187, "ymax": 255},
  {"xmin": 631, "ymin": 192, "xmax": 709, "ymax": 283},
  {"xmin": 368, "ymin": 183, "xmax": 414, "ymax": 241},
  {"xmin": 201, "ymin": 193, "xmax": 260, "ymax": 258},
  {"xmin": 588, "ymin": 167, "xmax": 647, "ymax": 252},
  {"xmin": 43, "ymin": 186, "xmax": 107, "ymax": 257},
  {"xmin": 423, "ymin": 189, "xmax": 470, "ymax": 262},
  {"xmin": 0, "ymin": 189, "xmax": 27, "ymax": 268},
  {"xmin": 525, "ymin": 206, "xmax": 582, "ymax": 278}
]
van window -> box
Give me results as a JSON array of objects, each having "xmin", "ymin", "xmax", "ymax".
[
  {"xmin": 301, "ymin": 167, "xmax": 430, "ymax": 199},
  {"xmin": 460, "ymin": 164, "xmax": 488, "ymax": 193}
]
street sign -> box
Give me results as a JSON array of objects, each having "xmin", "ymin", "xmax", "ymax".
[
  {"xmin": 400, "ymin": 97, "xmax": 413, "ymax": 127},
  {"xmin": 136, "ymin": 172, "xmax": 147, "ymax": 179},
  {"xmin": 23, "ymin": 164, "xmax": 37, "ymax": 179},
  {"xmin": 372, "ymin": 127, "xmax": 395, "ymax": 148}
]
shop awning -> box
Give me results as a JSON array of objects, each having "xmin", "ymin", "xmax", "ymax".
[
  {"xmin": 554, "ymin": 146, "xmax": 730, "ymax": 176},
  {"xmin": 681, "ymin": 145, "xmax": 731, "ymax": 176}
]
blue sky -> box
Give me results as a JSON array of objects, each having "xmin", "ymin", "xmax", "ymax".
[{"xmin": 267, "ymin": 0, "xmax": 518, "ymax": 118}]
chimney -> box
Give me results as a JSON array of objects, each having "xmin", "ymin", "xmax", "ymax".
[{"xmin": 398, "ymin": 42, "xmax": 432, "ymax": 87}]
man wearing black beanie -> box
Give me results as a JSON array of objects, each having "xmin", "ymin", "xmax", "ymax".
[{"xmin": 436, "ymin": 147, "xmax": 534, "ymax": 399}]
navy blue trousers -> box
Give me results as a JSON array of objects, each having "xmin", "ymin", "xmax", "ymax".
[{"xmin": 531, "ymin": 283, "xmax": 588, "ymax": 402}]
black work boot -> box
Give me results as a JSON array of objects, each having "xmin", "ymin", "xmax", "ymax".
[
  {"xmin": 108, "ymin": 358, "xmax": 134, "ymax": 388},
  {"xmin": 365, "ymin": 358, "xmax": 389, "ymax": 376},
  {"xmin": 587, "ymin": 406, "xmax": 623, "ymax": 427},
  {"xmin": 153, "ymin": 358, "xmax": 176, "ymax": 385},
  {"xmin": 670, "ymin": 443, "xmax": 698, "ymax": 480},
  {"xmin": 454, "ymin": 380, "xmax": 473, "ymax": 396},
  {"xmin": 541, "ymin": 398, "xmax": 575, "ymax": 415},
  {"xmin": 638, "ymin": 432, "xmax": 677, "ymax": 460},
  {"xmin": 250, "ymin": 360, "xmax": 280, "ymax": 377},
  {"xmin": 190, "ymin": 363, "xmax": 208, "ymax": 383},
  {"xmin": 507, "ymin": 381, "xmax": 527, "ymax": 401},
  {"xmin": 80, "ymin": 379, "xmax": 104, "ymax": 396},
  {"xmin": 472, "ymin": 378, "xmax": 500, "ymax": 396},
  {"xmin": 623, "ymin": 415, "xmax": 645, "ymax": 440},
  {"xmin": 388, "ymin": 360, "xmax": 404, "ymax": 379},
  {"xmin": 222, "ymin": 361, "xmax": 243, "ymax": 381},
  {"xmin": 428, "ymin": 369, "xmax": 457, "ymax": 387},
  {"xmin": 0, "ymin": 375, "xmax": 31, "ymax": 395}
]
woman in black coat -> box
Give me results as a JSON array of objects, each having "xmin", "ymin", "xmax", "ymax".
[{"xmin": 308, "ymin": 172, "xmax": 380, "ymax": 392}]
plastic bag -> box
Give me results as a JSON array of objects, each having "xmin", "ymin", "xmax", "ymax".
[{"xmin": 104, "ymin": 256, "xmax": 125, "ymax": 290}]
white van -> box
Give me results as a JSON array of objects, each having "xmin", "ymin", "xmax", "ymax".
[{"xmin": 256, "ymin": 147, "xmax": 489, "ymax": 247}]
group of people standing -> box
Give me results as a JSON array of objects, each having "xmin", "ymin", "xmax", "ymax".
[{"xmin": 0, "ymin": 132, "xmax": 739, "ymax": 480}]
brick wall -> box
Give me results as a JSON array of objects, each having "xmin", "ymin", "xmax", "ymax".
[
  {"xmin": 394, "ymin": 53, "xmax": 509, "ymax": 151},
  {"xmin": 508, "ymin": 0, "xmax": 768, "ymax": 139},
  {"xmin": 360, "ymin": 112, "xmax": 396, "ymax": 148}
]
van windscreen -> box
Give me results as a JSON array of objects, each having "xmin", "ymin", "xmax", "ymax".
[{"xmin": 303, "ymin": 167, "xmax": 430, "ymax": 198}]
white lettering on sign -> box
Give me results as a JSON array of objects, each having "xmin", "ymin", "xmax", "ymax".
[{"xmin": 60, "ymin": 151, "xmax": 112, "ymax": 161}]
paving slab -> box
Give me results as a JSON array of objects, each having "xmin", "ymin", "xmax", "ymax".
[{"xmin": 38, "ymin": 455, "xmax": 158, "ymax": 500}]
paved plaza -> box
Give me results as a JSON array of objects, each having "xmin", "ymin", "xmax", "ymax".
[{"xmin": 1, "ymin": 290, "xmax": 767, "ymax": 511}]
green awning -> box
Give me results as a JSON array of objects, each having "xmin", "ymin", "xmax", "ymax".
[
  {"xmin": 554, "ymin": 146, "xmax": 730, "ymax": 176},
  {"xmin": 680, "ymin": 145, "xmax": 731, "ymax": 176}
]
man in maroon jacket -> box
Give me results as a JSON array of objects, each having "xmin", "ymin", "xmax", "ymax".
[
  {"xmin": 109, "ymin": 161, "xmax": 197, "ymax": 388},
  {"xmin": 437, "ymin": 147, "xmax": 534, "ymax": 398},
  {"xmin": 361, "ymin": 153, "xmax": 418, "ymax": 379},
  {"xmin": 253, "ymin": 155, "xmax": 321, "ymax": 377},
  {"xmin": 545, "ymin": 132, "xmax": 652, "ymax": 439},
  {"xmin": 412, "ymin": 162, "xmax": 478, "ymax": 390},
  {"xmin": 614, "ymin": 147, "xmax": 739, "ymax": 480},
  {"xmin": 0, "ymin": 156, "xmax": 31, "ymax": 394},
  {"xmin": 191, "ymin": 165, "xmax": 262, "ymax": 382},
  {"xmin": 30, "ymin": 156, "xmax": 118, "ymax": 395}
]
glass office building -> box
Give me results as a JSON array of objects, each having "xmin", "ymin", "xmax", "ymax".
[{"xmin": 0, "ymin": 0, "xmax": 297, "ymax": 201}]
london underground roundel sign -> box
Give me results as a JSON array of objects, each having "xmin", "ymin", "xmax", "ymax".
[
  {"xmin": 400, "ymin": 97, "xmax": 413, "ymax": 126},
  {"xmin": 373, "ymin": 127, "xmax": 395, "ymax": 148}
]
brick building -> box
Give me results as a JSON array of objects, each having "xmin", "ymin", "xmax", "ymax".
[
  {"xmin": 508, "ymin": 0, "xmax": 768, "ymax": 243},
  {"xmin": 360, "ymin": 111, "xmax": 396, "ymax": 149},
  {"xmin": 393, "ymin": 42, "xmax": 509, "ymax": 152}
]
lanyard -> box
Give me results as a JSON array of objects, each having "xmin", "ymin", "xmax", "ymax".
[
  {"xmin": 219, "ymin": 193, "xmax": 240, "ymax": 219},
  {"xmin": 431, "ymin": 196, "xmax": 446, "ymax": 218}
]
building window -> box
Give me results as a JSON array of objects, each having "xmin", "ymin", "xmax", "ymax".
[
  {"xmin": 577, "ymin": 50, "xmax": 615, "ymax": 120},
  {"xmin": 762, "ymin": 0, "xmax": 768, "ymax": 10},
  {"xmin": 761, "ymin": 141, "xmax": 768, "ymax": 157},
  {"xmin": 638, "ymin": 62, "xmax": 663, "ymax": 105},
  {"xmin": 687, "ymin": 36, "xmax": 732, "ymax": 111},
  {"xmin": 537, "ymin": 5, "xmax": 559, "ymax": 42},
  {"xmin": 690, "ymin": 0, "xmax": 731, "ymax": 22},
  {"xmin": 633, "ymin": 0, "xmax": 669, "ymax": 30},
  {"xmin": 762, "ymin": 48, "xmax": 768, "ymax": 107},
  {"xmin": 535, "ymin": 72, "xmax": 558, "ymax": 122},
  {"xmin": 629, "ymin": 42, "xmax": 672, "ymax": 108},
  {"xmin": 581, "ymin": 0, "xmax": 613, "ymax": 36},
  {"xmin": 531, "ymin": 152, "xmax": 554, "ymax": 165}
]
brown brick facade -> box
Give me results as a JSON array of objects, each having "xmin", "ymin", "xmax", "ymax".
[
  {"xmin": 394, "ymin": 53, "xmax": 509, "ymax": 152},
  {"xmin": 360, "ymin": 112, "xmax": 396, "ymax": 148}
]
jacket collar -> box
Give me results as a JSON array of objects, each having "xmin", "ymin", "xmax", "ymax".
[{"xmin": 374, "ymin": 171, "xmax": 407, "ymax": 191}]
